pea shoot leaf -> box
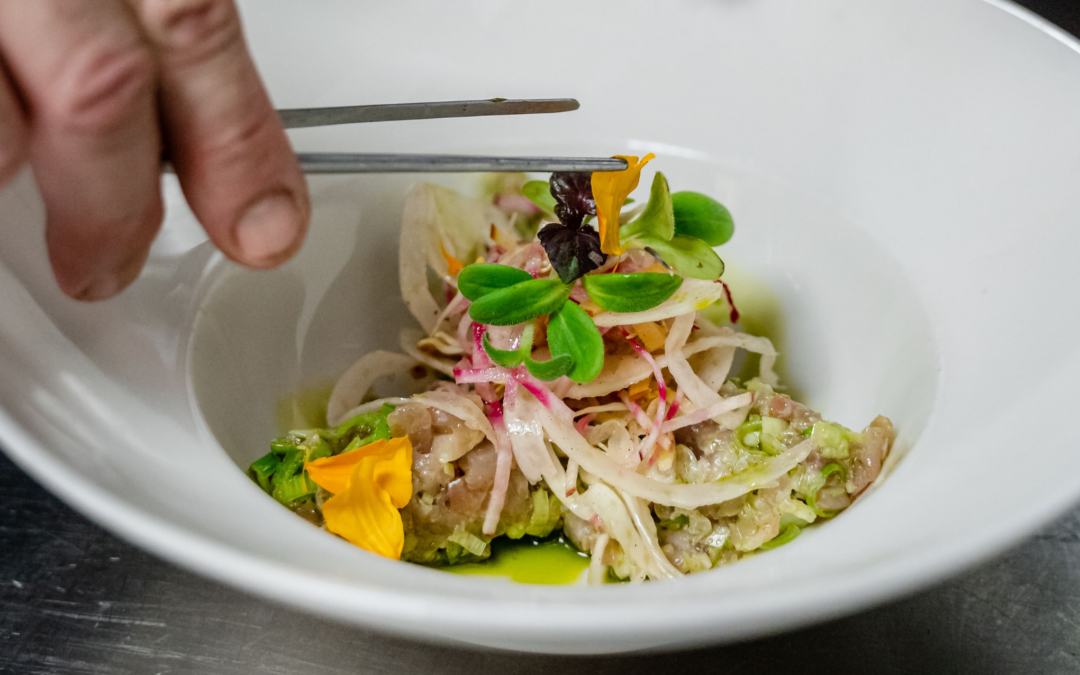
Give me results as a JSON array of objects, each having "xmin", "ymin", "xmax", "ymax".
[
  {"xmin": 522, "ymin": 180, "xmax": 557, "ymax": 219},
  {"xmin": 480, "ymin": 323, "xmax": 574, "ymax": 380},
  {"xmin": 621, "ymin": 172, "xmax": 674, "ymax": 241},
  {"xmin": 636, "ymin": 235, "xmax": 725, "ymax": 280},
  {"xmin": 468, "ymin": 278, "xmax": 570, "ymax": 326},
  {"xmin": 547, "ymin": 301, "xmax": 604, "ymax": 383},
  {"xmin": 582, "ymin": 273, "xmax": 683, "ymax": 313},
  {"xmin": 524, "ymin": 353, "xmax": 574, "ymax": 381},
  {"xmin": 671, "ymin": 191, "xmax": 734, "ymax": 246},
  {"xmin": 458, "ymin": 263, "xmax": 534, "ymax": 301},
  {"xmin": 481, "ymin": 331, "xmax": 526, "ymax": 368}
]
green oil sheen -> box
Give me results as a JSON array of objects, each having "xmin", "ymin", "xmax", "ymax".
[
  {"xmin": 275, "ymin": 381, "xmax": 335, "ymax": 433},
  {"xmin": 441, "ymin": 536, "xmax": 590, "ymax": 585},
  {"xmin": 698, "ymin": 262, "xmax": 798, "ymax": 397}
]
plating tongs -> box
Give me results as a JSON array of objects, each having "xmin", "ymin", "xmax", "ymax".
[{"xmin": 276, "ymin": 97, "xmax": 627, "ymax": 174}]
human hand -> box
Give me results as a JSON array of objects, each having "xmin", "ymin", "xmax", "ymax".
[{"xmin": 0, "ymin": 0, "xmax": 310, "ymax": 301}]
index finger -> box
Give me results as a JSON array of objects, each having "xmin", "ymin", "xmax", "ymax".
[{"xmin": 134, "ymin": 0, "xmax": 310, "ymax": 269}]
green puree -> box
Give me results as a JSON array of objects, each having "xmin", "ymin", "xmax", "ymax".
[
  {"xmin": 697, "ymin": 261, "xmax": 798, "ymax": 398},
  {"xmin": 440, "ymin": 535, "xmax": 590, "ymax": 585},
  {"xmin": 275, "ymin": 381, "xmax": 335, "ymax": 432}
]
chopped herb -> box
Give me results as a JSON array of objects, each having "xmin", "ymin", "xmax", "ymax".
[{"xmin": 759, "ymin": 522, "xmax": 802, "ymax": 550}]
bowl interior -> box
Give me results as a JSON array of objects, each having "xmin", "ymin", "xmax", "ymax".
[
  {"xmin": 191, "ymin": 156, "xmax": 938, "ymax": 485},
  {"xmin": 2, "ymin": 0, "xmax": 1080, "ymax": 653}
]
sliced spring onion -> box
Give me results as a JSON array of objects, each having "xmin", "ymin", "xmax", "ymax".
[
  {"xmin": 343, "ymin": 435, "xmax": 367, "ymax": 453},
  {"xmin": 821, "ymin": 462, "xmax": 847, "ymax": 482},
  {"xmin": 736, "ymin": 415, "xmax": 763, "ymax": 447},
  {"xmin": 269, "ymin": 439, "xmax": 298, "ymax": 455},
  {"xmin": 272, "ymin": 449, "xmax": 305, "ymax": 488},
  {"xmin": 805, "ymin": 462, "xmax": 848, "ymax": 518},
  {"xmin": 657, "ymin": 514, "xmax": 690, "ymax": 530},
  {"xmin": 810, "ymin": 420, "xmax": 855, "ymax": 459},
  {"xmin": 248, "ymin": 452, "xmax": 281, "ymax": 493},
  {"xmin": 334, "ymin": 403, "xmax": 396, "ymax": 440},
  {"xmin": 447, "ymin": 528, "xmax": 489, "ymax": 557},
  {"xmin": 307, "ymin": 438, "xmax": 333, "ymax": 462},
  {"xmin": 271, "ymin": 472, "xmax": 315, "ymax": 505},
  {"xmin": 759, "ymin": 416, "xmax": 790, "ymax": 456},
  {"xmin": 759, "ymin": 522, "xmax": 801, "ymax": 551},
  {"xmin": 525, "ymin": 489, "xmax": 550, "ymax": 536}
]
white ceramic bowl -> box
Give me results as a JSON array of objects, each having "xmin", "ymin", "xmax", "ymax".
[{"xmin": 1, "ymin": 0, "xmax": 1078, "ymax": 654}]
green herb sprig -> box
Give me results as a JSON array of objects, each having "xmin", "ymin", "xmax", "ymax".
[
  {"xmin": 457, "ymin": 264, "xmax": 683, "ymax": 383},
  {"xmin": 618, "ymin": 172, "xmax": 731, "ymax": 280},
  {"xmin": 523, "ymin": 171, "xmax": 735, "ymax": 283}
]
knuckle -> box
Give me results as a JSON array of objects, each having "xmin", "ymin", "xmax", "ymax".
[
  {"xmin": 198, "ymin": 105, "xmax": 280, "ymax": 168},
  {"xmin": 144, "ymin": 0, "xmax": 243, "ymax": 64},
  {"xmin": 50, "ymin": 40, "xmax": 156, "ymax": 134}
]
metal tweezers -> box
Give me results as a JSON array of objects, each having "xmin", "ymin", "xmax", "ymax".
[{"xmin": 277, "ymin": 97, "xmax": 626, "ymax": 174}]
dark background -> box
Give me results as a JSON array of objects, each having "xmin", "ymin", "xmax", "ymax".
[{"xmin": 3, "ymin": 2, "xmax": 1080, "ymax": 673}]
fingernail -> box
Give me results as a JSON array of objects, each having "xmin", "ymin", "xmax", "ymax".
[
  {"xmin": 235, "ymin": 192, "xmax": 303, "ymax": 266},
  {"xmin": 74, "ymin": 275, "xmax": 122, "ymax": 302},
  {"xmin": 72, "ymin": 247, "xmax": 149, "ymax": 302}
]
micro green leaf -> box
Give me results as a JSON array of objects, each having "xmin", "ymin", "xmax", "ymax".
[
  {"xmin": 522, "ymin": 180, "xmax": 557, "ymax": 218},
  {"xmin": 582, "ymin": 273, "xmax": 683, "ymax": 313},
  {"xmin": 621, "ymin": 172, "xmax": 674, "ymax": 241},
  {"xmin": 524, "ymin": 353, "xmax": 575, "ymax": 381},
  {"xmin": 457, "ymin": 263, "xmax": 534, "ymax": 301},
  {"xmin": 482, "ymin": 332, "xmax": 525, "ymax": 368},
  {"xmin": 671, "ymin": 191, "xmax": 734, "ymax": 246},
  {"xmin": 635, "ymin": 235, "xmax": 725, "ymax": 280},
  {"xmin": 482, "ymin": 323, "xmax": 572, "ymax": 380},
  {"xmin": 468, "ymin": 278, "xmax": 570, "ymax": 326},
  {"xmin": 547, "ymin": 301, "xmax": 604, "ymax": 383}
]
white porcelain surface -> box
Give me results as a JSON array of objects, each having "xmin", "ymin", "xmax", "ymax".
[{"xmin": 1, "ymin": 0, "xmax": 1078, "ymax": 653}]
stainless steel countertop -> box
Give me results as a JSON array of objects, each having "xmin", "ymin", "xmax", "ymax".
[{"xmin": 2, "ymin": 2, "xmax": 1078, "ymax": 672}]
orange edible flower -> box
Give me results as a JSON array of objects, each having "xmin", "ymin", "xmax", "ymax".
[
  {"xmin": 631, "ymin": 321, "xmax": 667, "ymax": 352},
  {"xmin": 591, "ymin": 153, "xmax": 655, "ymax": 255},
  {"xmin": 306, "ymin": 437, "xmax": 414, "ymax": 560},
  {"xmin": 306, "ymin": 448, "xmax": 368, "ymax": 495},
  {"xmin": 440, "ymin": 240, "xmax": 465, "ymax": 277},
  {"xmin": 627, "ymin": 378, "xmax": 651, "ymax": 400}
]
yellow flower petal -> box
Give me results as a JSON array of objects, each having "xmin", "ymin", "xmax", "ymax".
[
  {"xmin": 627, "ymin": 377, "xmax": 651, "ymax": 400},
  {"xmin": 592, "ymin": 154, "xmax": 655, "ymax": 255},
  {"xmin": 311, "ymin": 437, "xmax": 414, "ymax": 560},
  {"xmin": 440, "ymin": 240, "xmax": 465, "ymax": 277},
  {"xmin": 631, "ymin": 321, "xmax": 667, "ymax": 352},
  {"xmin": 306, "ymin": 438, "xmax": 387, "ymax": 495}
]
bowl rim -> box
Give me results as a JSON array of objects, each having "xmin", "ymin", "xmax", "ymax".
[{"xmin": 3, "ymin": 391, "xmax": 1079, "ymax": 647}]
